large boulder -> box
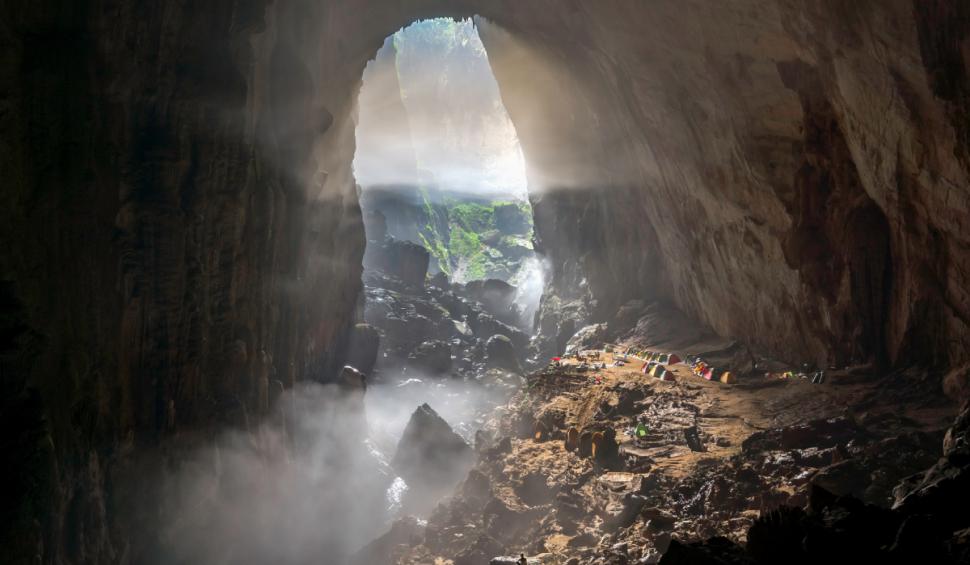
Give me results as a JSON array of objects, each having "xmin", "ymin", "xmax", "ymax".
[
  {"xmin": 469, "ymin": 312, "xmax": 528, "ymax": 350},
  {"xmin": 392, "ymin": 404, "xmax": 475, "ymax": 513},
  {"xmin": 364, "ymin": 236, "xmax": 430, "ymax": 286},
  {"xmin": 464, "ymin": 279, "xmax": 520, "ymax": 326},
  {"xmin": 564, "ymin": 322, "xmax": 610, "ymax": 355},
  {"xmin": 943, "ymin": 364, "xmax": 970, "ymax": 405},
  {"xmin": 407, "ymin": 340, "xmax": 453, "ymax": 375},
  {"xmin": 338, "ymin": 365, "xmax": 366, "ymax": 393},
  {"xmin": 485, "ymin": 335, "xmax": 521, "ymax": 373}
]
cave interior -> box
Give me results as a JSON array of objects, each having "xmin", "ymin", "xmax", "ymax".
[{"xmin": 2, "ymin": 1, "xmax": 970, "ymax": 564}]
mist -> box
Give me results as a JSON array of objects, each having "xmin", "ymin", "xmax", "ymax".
[
  {"xmin": 149, "ymin": 365, "xmax": 511, "ymax": 565},
  {"xmin": 152, "ymin": 383, "xmax": 387, "ymax": 564},
  {"xmin": 511, "ymin": 255, "xmax": 548, "ymax": 329}
]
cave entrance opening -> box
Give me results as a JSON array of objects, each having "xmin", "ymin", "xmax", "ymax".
[
  {"xmin": 354, "ymin": 16, "xmax": 543, "ymax": 323},
  {"xmin": 350, "ymin": 17, "xmax": 545, "ymax": 520}
]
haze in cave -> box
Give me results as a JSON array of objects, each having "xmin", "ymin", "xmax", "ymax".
[{"xmin": 2, "ymin": 3, "xmax": 970, "ymax": 565}]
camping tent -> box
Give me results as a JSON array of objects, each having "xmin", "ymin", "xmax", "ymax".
[
  {"xmin": 667, "ymin": 354, "xmax": 682, "ymax": 365},
  {"xmin": 635, "ymin": 423, "xmax": 648, "ymax": 438},
  {"xmin": 720, "ymin": 371, "xmax": 736, "ymax": 384}
]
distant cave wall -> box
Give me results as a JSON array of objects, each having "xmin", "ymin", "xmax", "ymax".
[{"xmin": 2, "ymin": 0, "xmax": 970, "ymax": 563}]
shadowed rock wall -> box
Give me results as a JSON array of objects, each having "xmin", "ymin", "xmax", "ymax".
[
  {"xmin": 1, "ymin": 0, "xmax": 969, "ymax": 563},
  {"xmin": 0, "ymin": 1, "xmax": 370, "ymax": 561}
]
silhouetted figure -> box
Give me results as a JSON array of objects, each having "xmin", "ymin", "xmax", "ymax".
[
  {"xmin": 578, "ymin": 430, "xmax": 594, "ymax": 458},
  {"xmin": 533, "ymin": 420, "xmax": 548, "ymax": 442},
  {"xmin": 565, "ymin": 426, "xmax": 579, "ymax": 451},
  {"xmin": 591, "ymin": 431, "xmax": 605, "ymax": 458},
  {"xmin": 518, "ymin": 553, "xmax": 528, "ymax": 565},
  {"xmin": 595, "ymin": 428, "xmax": 620, "ymax": 464}
]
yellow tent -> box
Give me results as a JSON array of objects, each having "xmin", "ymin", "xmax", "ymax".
[{"xmin": 720, "ymin": 371, "xmax": 736, "ymax": 384}]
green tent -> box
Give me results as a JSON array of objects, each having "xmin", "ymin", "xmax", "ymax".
[{"xmin": 635, "ymin": 423, "xmax": 648, "ymax": 438}]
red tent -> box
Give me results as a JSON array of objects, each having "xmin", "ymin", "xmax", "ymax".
[{"xmin": 667, "ymin": 354, "xmax": 682, "ymax": 365}]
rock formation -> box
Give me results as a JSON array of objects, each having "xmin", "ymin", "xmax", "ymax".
[
  {"xmin": 407, "ymin": 340, "xmax": 454, "ymax": 375},
  {"xmin": 486, "ymin": 334, "xmax": 522, "ymax": 373},
  {"xmin": 392, "ymin": 403, "xmax": 475, "ymax": 514},
  {"xmin": 364, "ymin": 236, "xmax": 431, "ymax": 286},
  {"xmin": 393, "ymin": 404, "xmax": 472, "ymax": 477}
]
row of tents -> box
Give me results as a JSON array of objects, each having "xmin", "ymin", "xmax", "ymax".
[
  {"xmin": 686, "ymin": 355, "xmax": 736, "ymax": 384},
  {"xmin": 622, "ymin": 347, "xmax": 682, "ymax": 366},
  {"xmin": 620, "ymin": 346, "xmax": 738, "ymax": 385}
]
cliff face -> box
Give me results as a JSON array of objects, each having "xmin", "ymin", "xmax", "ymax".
[{"xmin": 1, "ymin": 0, "xmax": 969, "ymax": 563}]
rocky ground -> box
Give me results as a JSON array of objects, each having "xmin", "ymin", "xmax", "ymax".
[
  {"xmin": 359, "ymin": 339, "xmax": 957, "ymax": 565},
  {"xmin": 361, "ymin": 237, "xmax": 536, "ymax": 384},
  {"xmin": 353, "ymin": 237, "xmax": 962, "ymax": 565}
]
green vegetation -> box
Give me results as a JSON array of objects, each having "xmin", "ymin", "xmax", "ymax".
[
  {"xmin": 450, "ymin": 202, "xmax": 494, "ymax": 232},
  {"xmin": 413, "ymin": 193, "xmax": 534, "ymax": 282}
]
